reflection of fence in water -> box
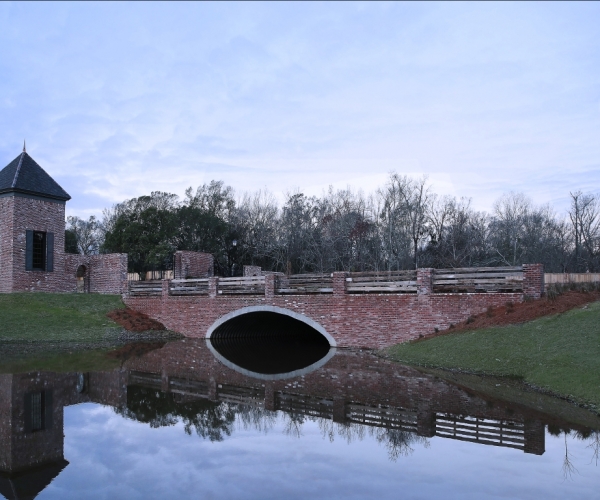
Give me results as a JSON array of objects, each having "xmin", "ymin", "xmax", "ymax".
[
  {"xmin": 346, "ymin": 403, "xmax": 418, "ymax": 431},
  {"xmin": 276, "ymin": 393, "xmax": 334, "ymax": 419},
  {"xmin": 125, "ymin": 371, "xmax": 535, "ymax": 454},
  {"xmin": 169, "ymin": 377, "xmax": 209, "ymax": 398},
  {"xmin": 218, "ymin": 384, "xmax": 265, "ymax": 407},
  {"xmin": 435, "ymin": 414, "xmax": 525, "ymax": 451},
  {"xmin": 129, "ymin": 371, "xmax": 162, "ymax": 389}
]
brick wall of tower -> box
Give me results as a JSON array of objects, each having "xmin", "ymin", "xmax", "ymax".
[
  {"xmin": 9, "ymin": 196, "xmax": 67, "ymax": 293},
  {"xmin": 0, "ymin": 197, "xmax": 15, "ymax": 293},
  {"xmin": 0, "ymin": 195, "xmax": 128, "ymax": 294}
]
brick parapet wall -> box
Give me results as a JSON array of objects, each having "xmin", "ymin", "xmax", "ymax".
[
  {"xmin": 417, "ymin": 268, "xmax": 433, "ymax": 295},
  {"xmin": 174, "ymin": 251, "xmax": 214, "ymax": 279},
  {"xmin": 332, "ymin": 272, "xmax": 347, "ymax": 296},
  {"xmin": 523, "ymin": 264, "xmax": 544, "ymax": 299},
  {"xmin": 125, "ymin": 291, "xmax": 524, "ymax": 349}
]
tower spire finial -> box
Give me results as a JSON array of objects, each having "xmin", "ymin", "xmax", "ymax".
[{"xmin": 23, "ymin": 140, "xmax": 26, "ymax": 153}]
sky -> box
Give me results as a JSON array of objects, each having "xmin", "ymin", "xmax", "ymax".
[{"xmin": 0, "ymin": 2, "xmax": 598, "ymax": 219}]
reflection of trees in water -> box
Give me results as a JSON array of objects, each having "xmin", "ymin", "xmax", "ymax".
[
  {"xmin": 236, "ymin": 404, "xmax": 277, "ymax": 434},
  {"xmin": 316, "ymin": 417, "xmax": 429, "ymax": 460},
  {"xmin": 117, "ymin": 386, "xmax": 236, "ymax": 441},
  {"xmin": 373, "ymin": 428, "xmax": 430, "ymax": 461},
  {"xmin": 587, "ymin": 431, "xmax": 599, "ymax": 466},
  {"xmin": 548, "ymin": 425, "xmax": 600, "ymax": 480}
]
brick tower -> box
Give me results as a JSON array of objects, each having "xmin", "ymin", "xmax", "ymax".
[{"xmin": 0, "ymin": 144, "xmax": 71, "ymax": 293}]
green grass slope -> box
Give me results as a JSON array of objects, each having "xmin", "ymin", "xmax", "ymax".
[
  {"xmin": 386, "ymin": 301, "xmax": 600, "ymax": 408},
  {"xmin": 0, "ymin": 293, "xmax": 125, "ymax": 342}
]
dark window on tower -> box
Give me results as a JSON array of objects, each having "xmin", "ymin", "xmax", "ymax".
[
  {"xmin": 32, "ymin": 231, "xmax": 46, "ymax": 270},
  {"xmin": 24, "ymin": 390, "xmax": 53, "ymax": 433},
  {"xmin": 26, "ymin": 230, "xmax": 54, "ymax": 272}
]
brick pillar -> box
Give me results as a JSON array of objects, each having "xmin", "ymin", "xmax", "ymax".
[
  {"xmin": 265, "ymin": 274, "xmax": 276, "ymax": 300},
  {"xmin": 162, "ymin": 279, "xmax": 170, "ymax": 298},
  {"xmin": 416, "ymin": 405, "xmax": 436, "ymax": 437},
  {"xmin": 332, "ymin": 397, "xmax": 346, "ymax": 424},
  {"xmin": 523, "ymin": 264, "xmax": 544, "ymax": 299},
  {"xmin": 332, "ymin": 272, "xmax": 347, "ymax": 297},
  {"xmin": 122, "ymin": 279, "xmax": 130, "ymax": 296},
  {"xmin": 523, "ymin": 419, "xmax": 545, "ymax": 455},
  {"xmin": 209, "ymin": 277, "xmax": 219, "ymax": 298},
  {"xmin": 417, "ymin": 268, "xmax": 433, "ymax": 295},
  {"xmin": 264, "ymin": 384, "xmax": 276, "ymax": 411}
]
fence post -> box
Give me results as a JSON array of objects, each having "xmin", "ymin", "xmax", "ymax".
[
  {"xmin": 209, "ymin": 277, "xmax": 219, "ymax": 298},
  {"xmin": 523, "ymin": 264, "xmax": 544, "ymax": 299},
  {"xmin": 162, "ymin": 279, "xmax": 170, "ymax": 298},
  {"xmin": 265, "ymin": 274, "xmax": 276, "ymax": 300},
  {"xmin": 417, "ymin": 268, "xmax": 433, "ymax": 295},
  {"xmin": 333, "ymin": 272, "xmax": 347, "ymax": 297}
]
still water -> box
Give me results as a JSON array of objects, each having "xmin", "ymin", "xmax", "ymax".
[{"xmin": 1, "ymin": 335, "xmax": 599, "ymax": 500}]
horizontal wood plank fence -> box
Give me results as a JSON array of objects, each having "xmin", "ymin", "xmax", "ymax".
[
  {"xmin": 129, "ymin": 280, "xmax": 163, "ymax": 297},
  {"xmin": 544, "ymin": 273, "xmax": 600, "ymax": 288},
  {"xmin": 170, "ymin": 278, "xmax": 209, "ymax": 296},
  {"xmin": 128, "ymin": 266, "xmax": 540, "ymax": 297},
  {"xmin": 218, "ymin": 276, "xmax": 265, "ymax": 295},
  {"xmin": 433, "ymin": 266, "xmax": 523, "ymax": 293},
  {"xmin": 346, "ymin": 270, "xmax": 417, "ymax": 293},
  {"xmin": 276, "ymin": 273, "xmax": 333, "ymax": 294}
]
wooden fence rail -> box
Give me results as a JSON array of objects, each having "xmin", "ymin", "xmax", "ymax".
[
  {"xmin": 346, "ymin": 270, "xmax": 417, "ymax": 293},
  {"xmin": 433, "ymin": 266, "xmax": 523, "ymax": 293},
  {"xmin": 545, "ymin": 273, "xmax": 600, "ymax": 288},
  {"xmin": 170, "ymin": 278, "xmax": 209, "ymax": 296},
  {"xmin": 129, "ymin": 280, "xmax": 163, "ymax": 297},
  {"xmin": 276, "ymin": 273, "xmax": 334, "ymax": 294},
  {"xmin": 218, "ymin": 276, "xmax": 265, "ymax": 295}
]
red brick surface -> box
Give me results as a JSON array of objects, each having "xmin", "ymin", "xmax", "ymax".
[{"xmin": 0, "ymin": 194, "xmax": 127, "ymax": 294}]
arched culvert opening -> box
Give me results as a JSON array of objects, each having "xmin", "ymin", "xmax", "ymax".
[{"xmin": 206, "ymin": 309, "xmax": 335, "ymax": 380}]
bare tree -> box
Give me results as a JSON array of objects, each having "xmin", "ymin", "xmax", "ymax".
[{"xmin": 66, "ymin": 215, "xmax": 101, "ymax": 255}]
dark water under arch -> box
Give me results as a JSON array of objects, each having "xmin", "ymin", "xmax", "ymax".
[{"xmin": 208, "ymin": 311, "xmax": 331, "ymax": 376}]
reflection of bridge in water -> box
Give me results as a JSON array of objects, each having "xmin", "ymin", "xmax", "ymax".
[{"xmin": 1, "ymin": 339, "xmax": 598, "ymax": 499}]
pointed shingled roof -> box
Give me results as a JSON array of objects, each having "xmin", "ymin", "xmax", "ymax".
[{"xmin": 0, "ymin": 151, "xmax": 71, "ymax": 202}]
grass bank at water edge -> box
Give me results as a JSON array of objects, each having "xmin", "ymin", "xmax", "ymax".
[
  {"xmin": 0, "ymin": 292, "xmax": 125, "ymax": 342},
  {"xmin": 385, "ymin": 301, "xmax": 600, "ymax": 411}
]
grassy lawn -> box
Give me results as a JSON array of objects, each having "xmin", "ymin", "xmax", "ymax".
[
  {"xmin": 385, "ymin": 301, "xmax": 600, "ymax": 410},
  {"xmin": 0, "ymin": 293, "xmax": 125, "ymax": 342}
]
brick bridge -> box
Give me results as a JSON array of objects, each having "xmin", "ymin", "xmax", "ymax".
[{"xmin": 125, "ymin": 263, "xmax": 544, "ymax": 348}]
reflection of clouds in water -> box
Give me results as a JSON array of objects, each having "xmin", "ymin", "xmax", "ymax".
[{"xmin": 51, "ymin": 403, "xmax": 600, "ymax": 500}]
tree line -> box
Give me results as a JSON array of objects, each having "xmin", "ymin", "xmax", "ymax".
[{"xmin": 65, "ymin": 174, "xmax": 600, "ymax": 277}]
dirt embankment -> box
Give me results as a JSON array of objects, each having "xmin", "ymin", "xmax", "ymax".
[
  {"xmin": 420, "ymin": 290, "xmax": 600, "ymax": 341},
  {"xmin": 106, "ymin": 308, "xmax": 166, "ymax": 332}
]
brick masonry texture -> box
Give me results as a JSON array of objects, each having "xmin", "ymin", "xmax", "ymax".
[
  {"xmin": 126, "ymin": 291, "xmax": 526, "ymax": 348},
  {"xmin": 0, "ymin": 194, "xmax": 127, "ymax": 294},
  {"xmin": 174, "ymin": 250, "xmax": 214, "ymax": 279},
  {"xmin": 125, "ymin": 265, "xmax": 544, "ymax": 348}
]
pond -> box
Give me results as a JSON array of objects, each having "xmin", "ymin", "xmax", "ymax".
[{"xmin": 0, "ymin": 336, "xmax": 598, "ymax": 500}]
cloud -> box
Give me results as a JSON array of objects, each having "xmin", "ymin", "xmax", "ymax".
[{"xmin": 0, "ymin": 2, "xmax": 598, "ymax": 219}]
